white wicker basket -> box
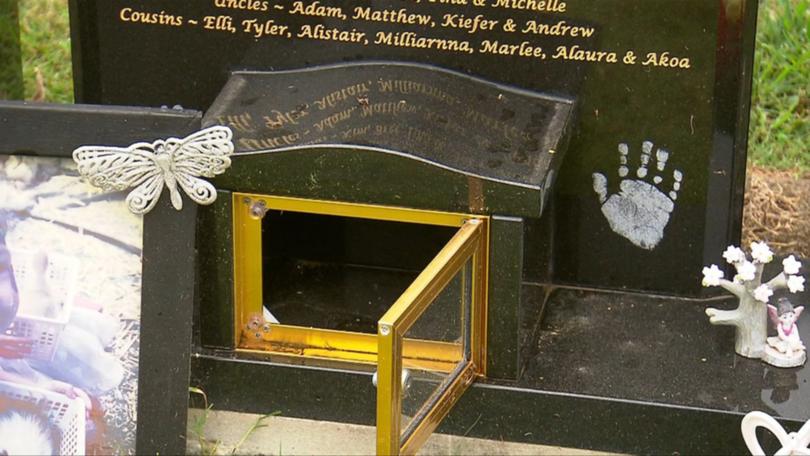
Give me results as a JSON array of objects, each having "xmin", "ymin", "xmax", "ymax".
[
  {"xmin": 5, "ymin": 249, "xmax": 79, "ymax": 362},
  {"xmin": 0, "ymin": 380, "xmax": 86, "ymax": 455}
]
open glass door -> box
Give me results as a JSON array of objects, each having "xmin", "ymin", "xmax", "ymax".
[
  {"xmin": 231, "ymin": 194, "xmax": 487, "ymax": 454},
  {"xmin": 376, "ymin": 219, "xmax": 486, "ymax": 455}
]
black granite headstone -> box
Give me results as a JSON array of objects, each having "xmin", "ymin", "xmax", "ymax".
[
  {"xmin": 0, "ymin": 0, "xmax": 23, "ymax": 100},
  {"xmin": 69, "ymin": 0, "xmax": 758, "ymax": 296}
]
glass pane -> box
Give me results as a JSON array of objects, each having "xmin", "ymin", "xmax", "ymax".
[{"xmin": 399, "ymin": 259, "xmax": 472, "ymax": 443}]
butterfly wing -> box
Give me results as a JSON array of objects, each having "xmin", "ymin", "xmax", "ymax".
[
  {"xmin": 125, "ymin": 173, "xmax": 166, "ymax": 215},
  {"xmin": 171, "ymin": 126, "xmax": 234, "ymax": 178},
  {"xmin": 72, "ymin": 144, "xmax": 161, "ymax": 191},
  {"xmin": 173, "ymin": 173, "xmax": 218, "ymax": 207},
  {"xmin": 169, "ymin": 126, "xmax": 234, "ymax": 207},
  {"xmin": 768, "ymin": 304, "xmax": 780, "ymax": 327},
  {"xmin": 73, "ymin": 144, "xmax": 166, "ymax": 214}
]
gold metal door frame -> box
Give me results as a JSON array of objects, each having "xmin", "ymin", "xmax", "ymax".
[
  {"xmin": 232, "ymin": 193, "xmax": 488, "ymax": 374},
  {"xmin": 376, "ymin": 219, "xmax": 488, "ymax": 455}
]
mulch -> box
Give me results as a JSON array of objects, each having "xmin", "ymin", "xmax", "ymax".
[{"xmin": 743, "ymin": 165, "xmax": 810, "ymax": 258}]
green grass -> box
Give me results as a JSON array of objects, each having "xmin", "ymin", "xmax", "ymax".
[
  {"xmin": 19, "ymin": 0, "xmax": 72, "ymax": 103},
  {"xmin": 749, "ymin": 0, "xmax": 810, "ymax": 171},
  {"xmin": 188, "ymin": 387, "xmax": 279, "ymax": 455},
  {"xmin": 13, "ymin": 0, "xmax": 810, "ymax": 170}
]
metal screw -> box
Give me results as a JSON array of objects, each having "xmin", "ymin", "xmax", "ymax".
[{"xmin": 249, "ymin": 200, "xmax": 268, "ymax": 219}]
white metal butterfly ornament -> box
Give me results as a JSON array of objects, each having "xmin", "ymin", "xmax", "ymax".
[{"xmin": 72, "ymin": 126, "xmax": 234, "ymax": 215}]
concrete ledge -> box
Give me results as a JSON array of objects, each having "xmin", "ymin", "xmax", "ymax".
[{"xmin": 187, "ymin": 409, "xmax": 616, "ymax": 455}]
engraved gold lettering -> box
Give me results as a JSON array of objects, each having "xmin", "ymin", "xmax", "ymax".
[
  {"xmin": 479, "ymin": 39, "xmax": 544, "ymax": 58},
  {"xmin": 242, "ymin": 19, "xmax": 289, "ymax": 38},
  {"xmin": 352, "ymin": 7, "xmax": 433, "ymax": 26},
  {"xmin": 264, "ymin": 108, "xmax": 308, "ymax": 129},
  {"xmin": 441, "ymin": 14, "xmax": 499, "ymax": 34},
  {"xmin": 289, "ymin": 1, "xmax": 346, "ymax": 19},
  {"xmin": 374, "ymin": 124, "xmax": 400, "ymax": 136},
  {"xmin": 643, "ymin": 52, "xmax": 692, "ymax": 69},
  {"xmin": 113, "ymin": 0, "xmax": 694, "ymax": 73},
  {"xmin": 376, "ymin": 79, "xmax": 462, "ymax": 105},
  {"xmin": 203, "ymin": 15, "xmax": 236, "ymax": 33},
  {"xmin": 360, "ymin": 101, "xmax": 416, "ymax": 118},
  {"xmin": 217, "ymin": 113, "xmax": 256, "ymax": 133},
  {"xmin": 374, "ymin": 32, "xmax": 472, "ymax": 53},
  {"xmin": 239, "ymin": 133, "xmax": 301, "ymax": 150},
  {"xmin": 313, "ymin": 83, "xmax": 371, "ymax": 110},
  {"xmin": 491, "ymin": 0, "xmax": 566, "ymax": 12},
  {"xmin": 119, "ymin": 7, "xmax": 184, "ymax": 26},
  {"xmin": 213, "ymin": 0, "xmax": 269, "ymax": 12},
  {"xmin": 314, "ymin": 107, "xmax": 357, "ymax": 131},
  {"xmin": 553, "ymin": 45, "xmax": 618, "ymax": 63},
  {"xmin": 341, "ymin": 126, "xmax": 372, "ymax": 139},
  {"xmin": 521, "ymin": 20, "xmax": 594, "ymax": 37},
  {"xmin": 428, "ymin": 0, "xmax": 468, "ymax": 4},
  {"xmin": 297, "ymin": 25, "xmax": 366, "ymax": 43}
]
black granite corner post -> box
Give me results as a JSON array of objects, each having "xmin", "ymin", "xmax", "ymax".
[
  {"xmin": 137, "ymin": 197, "xmax": 198, "ymax": 454},
  {"xmin": 196, "ymin": 191, "xmax": 236, "ymax": 350},
  {"xmin": 486, "ymin": 216, "xmax": 524, "ymax": 380},
  {"xmin": 0, "ymin": 0, "xmax": 22, "ymax": 100}
]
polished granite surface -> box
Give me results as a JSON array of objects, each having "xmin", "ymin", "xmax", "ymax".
[{"xmin": 521, "ymin": 281, "xmax": 810, "ymax": 422}]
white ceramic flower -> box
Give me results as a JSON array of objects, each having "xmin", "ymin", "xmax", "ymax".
[
  {"xmin": 736, "ymin": 261, "xmax": 757, "ymax": 282},
  {"xmin": 783, "ymin": 256, "xmax": 802, "ymax": 275},
  {"xmin": 753, "ymin": 284, "xmax": 774, "ymax": 303},
  {"xmin": 750, "ymin": 241, "xmax": 774, "ymax": 264},
  {"xmin": 722, "ymin": 246, "xmax": 746, "ymax": 264},
  {"xmin": 787, "ymin": 275, "xmax": 806, "ymax": 293},
  {"xmin": 702, "ymin": 265, "xmax": 724, "ymax": 287}
]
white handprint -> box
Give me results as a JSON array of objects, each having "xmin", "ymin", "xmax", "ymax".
[{"xmin": 592, "ymin": 141, "xmax": 683, "ymax": 250}]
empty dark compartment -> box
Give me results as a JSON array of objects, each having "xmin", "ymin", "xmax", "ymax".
[{"xmin": 262, "ymin": 211, "xmax": 457, "ymax": 334}]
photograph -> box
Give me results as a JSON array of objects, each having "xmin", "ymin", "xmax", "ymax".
[{"xmin": 0, "ymin": 155, "xmax": 142, "ymax": 455}]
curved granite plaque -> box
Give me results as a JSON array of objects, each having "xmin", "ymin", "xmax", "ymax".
[{"xmin": 206, "ymin": 62, "xmax": 575, "ymax": 190}]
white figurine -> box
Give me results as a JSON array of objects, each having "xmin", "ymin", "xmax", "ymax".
[
  {"xmin": 741, "ymin": 411, "xmax": 810, "ymax": 456},
  {"xmin": 763, "ymin": 297, "xmax": 806, "ymax": 368},
  {"xmin": 703, "ymin": 244, "xmax": 806, "ymax": 364}
]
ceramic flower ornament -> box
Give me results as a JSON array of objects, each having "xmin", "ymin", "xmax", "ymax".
[
  {"xmin": 754, "ymin": 285, "xmax": 774, "ymax": 304},
  {"xmin": 784, "ymin": 256, "xmax": 802, "ymax": 275},
  {"xmin": 737, "ymin": 261, "xmax": 758, "ymax": 283},
  {"xmin": 751, "ymin": 241, "xmax": 774, "ymax": 264},
  {"xmin": 723, "ymin": 246, "xmax": 747, "ymax": 264},
  {"xmin": 702, "ymin": 265, "xmax": 724, "ymax": 287},
  {"xmin": 788, "ymin": 276, "xmax": 806, "ymax": 294},
  {"xmin": 703, "ymin": 241, "xmax": 806, "ymax": 367}
]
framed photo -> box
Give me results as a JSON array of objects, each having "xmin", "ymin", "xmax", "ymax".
[{"xmin": 0, "ymin": 101, "xmax": 201, "ymax": 455}]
